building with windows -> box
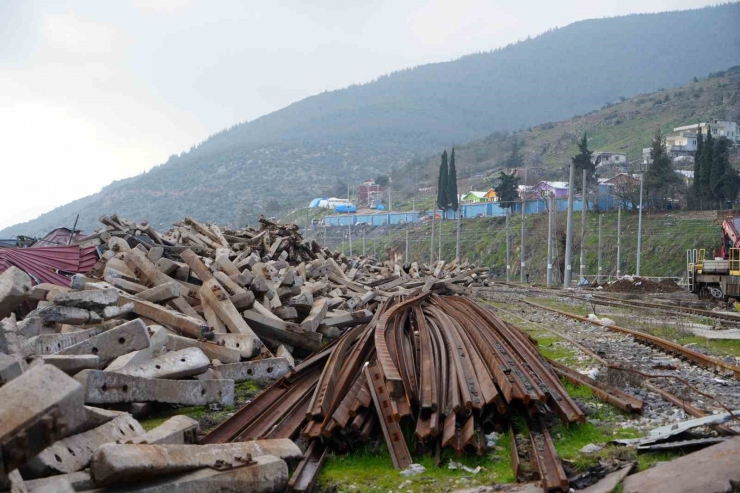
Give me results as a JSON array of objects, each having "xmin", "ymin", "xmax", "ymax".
[{"xmin": 673, "ymin": 120, "xmax": 738, "ymax": 144}]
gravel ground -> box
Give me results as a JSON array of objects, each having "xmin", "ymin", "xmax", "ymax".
[{"xmin": 479, "ymin": 286, "xmax": 740, "ymax": 434}]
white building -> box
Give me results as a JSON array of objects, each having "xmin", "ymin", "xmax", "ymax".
[
  {"xmin": 673, "ymin": 120, "xmax": 738, "ymax": 144},
  {"xmin": 591, "ymin": 151, "xmax": 627, "ymax": 168},
  {"xmin": 665, "ymin": 131, "xmax": 698, "ymax": 158}
]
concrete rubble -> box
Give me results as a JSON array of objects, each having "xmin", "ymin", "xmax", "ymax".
[
  {"xmin": 0, "ymin": 214, "xmax": 490, "ymax": 492},
  {"xmin": 90, "ymin": 439, "xmax": 303, "ymax": 485}
]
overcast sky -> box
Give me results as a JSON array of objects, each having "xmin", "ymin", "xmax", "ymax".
[{"xmin": 0, "ymin": 0, "xmax": 717, "ymax": 231}]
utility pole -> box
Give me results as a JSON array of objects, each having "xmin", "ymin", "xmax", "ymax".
[
  {"xmin": 564, "ymin": 160, "xmax": 576, "ymax": 288},
  {"xmin": 506, "ymin": 210, "xmax": 511, "ymax": 282},
  {"xmin": 616, "ymin": 206, "xmax": 622, "ymax": 277},
  {"xmin": 373, "ymin": 240, "xmax": 377, "ymax": 259},
  {"xmin": 405, "ymin": 224, "xmax": 410, "ymax": 268},
  {"xmin": 388, "ymin": 182, "xmax": 392, "ymax": 212},
  {"xmin": 637, "ymin": 172, "xmax": 644, "ymax": 276},
  {"xmin": 520, "ymin": 167, "xmax": 528, "ymax": 283},
  {"xmin": 579, "ymin": 169, "xmax": 587, "ymax": 282},
  {"xmin": 547, "ymin": 194, "xmax": 554, "ymax": 287},
  {"xmin": 362, "ymin": 229, "xmax": 366, "ymax": 256},
  {"xmin": 438, "ymin": 212, "xmax": 442, "ymax": 261},
  {"xmin": 430, "ymin": 209, "xmax": 435, "ymax": 264},
  {"xmin": 598, "ymin": 215, "xmax": 603, "ymax": 284},
  {"xmin": 348, "ymin": 224, "xmax": 353, "ymax": 257},
  {"xmin": 455, "ymin": 207, "xmax": 461, "ymax": 261}
]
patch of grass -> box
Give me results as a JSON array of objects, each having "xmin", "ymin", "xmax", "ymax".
[
  {"xmin": 320, "ymin": 438, "xmax": 515, "ymax": 493},
  {"xmin": 530, "ymin": 298, "xmax": 592, "ymax": 317},
  {"xmin": 139, "ymin": 405, "xmax": 209, "ymax": 431},
  {"xmin": 235, "ymin": 380, "xmax": 261, "ymax": 393},
  {"xmin": 535, "ymin": 335, "xmax": 577, "ymax": 362},
  {"xmin": 635, "ymin": 450, "xmax": 686, "ymax": 471}
]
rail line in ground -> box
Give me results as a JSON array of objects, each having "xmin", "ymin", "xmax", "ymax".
[
  {"xmin": 522, "ymin": 300, "xmax": 740, "ymax": 379},
  {"xmin": 494, "ymin": 281, "xmax": 740, "ymax": 325}
]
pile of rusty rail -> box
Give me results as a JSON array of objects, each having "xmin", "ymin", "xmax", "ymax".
[{"xmin": 202, "ymin": 294, "xmax": 624, "ymax": 492}]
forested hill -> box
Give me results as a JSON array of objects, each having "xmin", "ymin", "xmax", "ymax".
[{"xmin": 3, "ymin": 4, "xmax": 740, "ymax": 237}]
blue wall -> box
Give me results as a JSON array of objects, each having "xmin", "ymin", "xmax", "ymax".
[{"xmin": 323, "ymin": 196, "xmax": 628, "ymax": 226}]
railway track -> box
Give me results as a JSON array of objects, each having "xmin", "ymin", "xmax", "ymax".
[
  {"xmin": 493, "ymin": 281, "xmax": 740, "ymax": 324},
  {"xmin": 523, "ymin": 300, "xmax": 740, "ymax": 379}
]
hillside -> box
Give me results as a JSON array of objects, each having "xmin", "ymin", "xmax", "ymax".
[
  {"xmin": 395, "ymin": 66, "xmax": 740, "ymax": 193},
  {"xmin": 3, "ymin": 4, "xmax": 740, "ymax": 237}
]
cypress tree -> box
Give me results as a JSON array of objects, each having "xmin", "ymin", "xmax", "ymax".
[
  {"xmin": 644, "ymin": 129, "xmax": 681, "ymax": 209},
  {"xmin": 711, "ymin": 137, "xmax": 730, "ymax": 207},
  {"xmin": 571, "ymin": 133, "xmax": 596, "ymax": 193},
  {"xmin": 448, "ymin": 148, "xmax": 459, "ymax": 211},
  {"xmin": 693, "ymin": 126, "xmax": 703, "ymax": 208},
  {"xmin": 700, "ymin": 127, "xmax": 714, "ymax": 201},
  {"xmin": 494, "ymin": 171, "xmax": 520, "ymax": 212},
  {"xmin": 437, "ymin": 150, "xmax": 449, "ymax": 213}
]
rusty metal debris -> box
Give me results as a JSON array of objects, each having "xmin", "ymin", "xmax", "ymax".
[{"xmin": 203, "ymin": 294, "xmax": 594, "ymax": 492}]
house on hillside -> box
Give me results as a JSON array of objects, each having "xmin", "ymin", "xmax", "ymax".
[
  {"xmin": 673, "ymin": 120, "xmax": 739, "ymax": 145},
  {"xmin": 592, "ymin": 152, "xmax": 627, "ymax": 172},
  {"xmin": 462, "ymin": 189, "xmax": 498, "ymax": 203},
  {"xmin": 483, "ymin": 189, "xmax": 498, "ymax": 202},
  {"xmin": 462, "ymin": 191, "xmax": 487, "ymax": 203},
  {"xmin": 531, "ymin": 181, "xmax": 569, "ymax": 198},
  {"xmin": 357, "ymin": 179, "xmax": 383, "ymax": 206},
  {"xmin": 665, "ymin": 131, "xmax": 698, "ymax": 158}
]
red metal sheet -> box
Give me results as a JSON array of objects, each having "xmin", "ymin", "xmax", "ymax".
[{"xmin": 0, "ymin": 244, "xmax": 99, "ymax": 286}]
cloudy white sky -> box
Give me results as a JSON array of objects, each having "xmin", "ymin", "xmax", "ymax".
[{"xmin": 0, "ymin": 0, "xmax": 717, "ymax": 230}]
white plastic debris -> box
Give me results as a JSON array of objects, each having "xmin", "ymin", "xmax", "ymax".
[
  {"xmin": 600, "ymin": 317, "xmax": 615, "ymax": 326},
  {"xmin": 400, "ymin": 463, "xmax": 426, "ymax": 476},
  {"xmin": 448, "ymin": 461, "xmax": 481, "ymax": 474},
  {"xmin": 580, "ymin": 443, "xmax": 603, "ymax": 454},
  {"xmin": 485, "ymin": 431, "xmax": 500, "ymax": 448}
]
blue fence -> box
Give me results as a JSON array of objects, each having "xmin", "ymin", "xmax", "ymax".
[{"xmin": 323, "ymin": 195, "xmax": 627, "ymax": 226}]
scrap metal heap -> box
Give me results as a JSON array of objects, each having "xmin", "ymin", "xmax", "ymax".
[{"xmin": 203, "ymin": 293, "xmax": 589, "ymax": 492}]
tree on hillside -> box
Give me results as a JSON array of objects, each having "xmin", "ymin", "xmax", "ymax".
[
  {"xmin": 709, "ymin": 136, "xmax": 728, "ymax": 207},
  {"xmin": 571, "ymin": 134, "xmax": 596, "ymax": 193},
  {"xmin": 613, "ymin": 175, "xmax": 640, "ymax": 210},
  {"xmin": 494, "ymin": 171, "xmax": 520, "ymax": 212},
  {"xmin": 644, "ymin": 130, "xmax": 682, "ymax": 209},
  {"xmin": 448, "ymin": 148, "xmax": 459, "ymax": 212},
  {"xmin": 711, "ymin": 137, "xmax": 739, "ymax": 208},
  {"xmin": 437, "ymin": 150, "xmax": 449, "ymax": 214},
  {"xmin": 326, "ymin": 179, "xmax": 348, "ymax": 199},
  {"xmin": 375, "ymin": 175, "xmax": 389, "ymax": 186},
  {"xmin": 699, "ymin": 127, "xmax": 714, "ymax": 203},
  {"xmin": 505, "ymin": 138, "xmax": 524, "ymax": 169},
  {"xmin": 692, "ymin": 126, "xmax": 704, "ymax": 208}
]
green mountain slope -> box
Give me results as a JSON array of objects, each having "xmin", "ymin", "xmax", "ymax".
[
  {"xmin": 395, "ymin": 67, "xmax": 740, "ymax": 192},
  {"xmin": 3, "ymin": 4, "xmax": 739, "ymax": 237}
]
